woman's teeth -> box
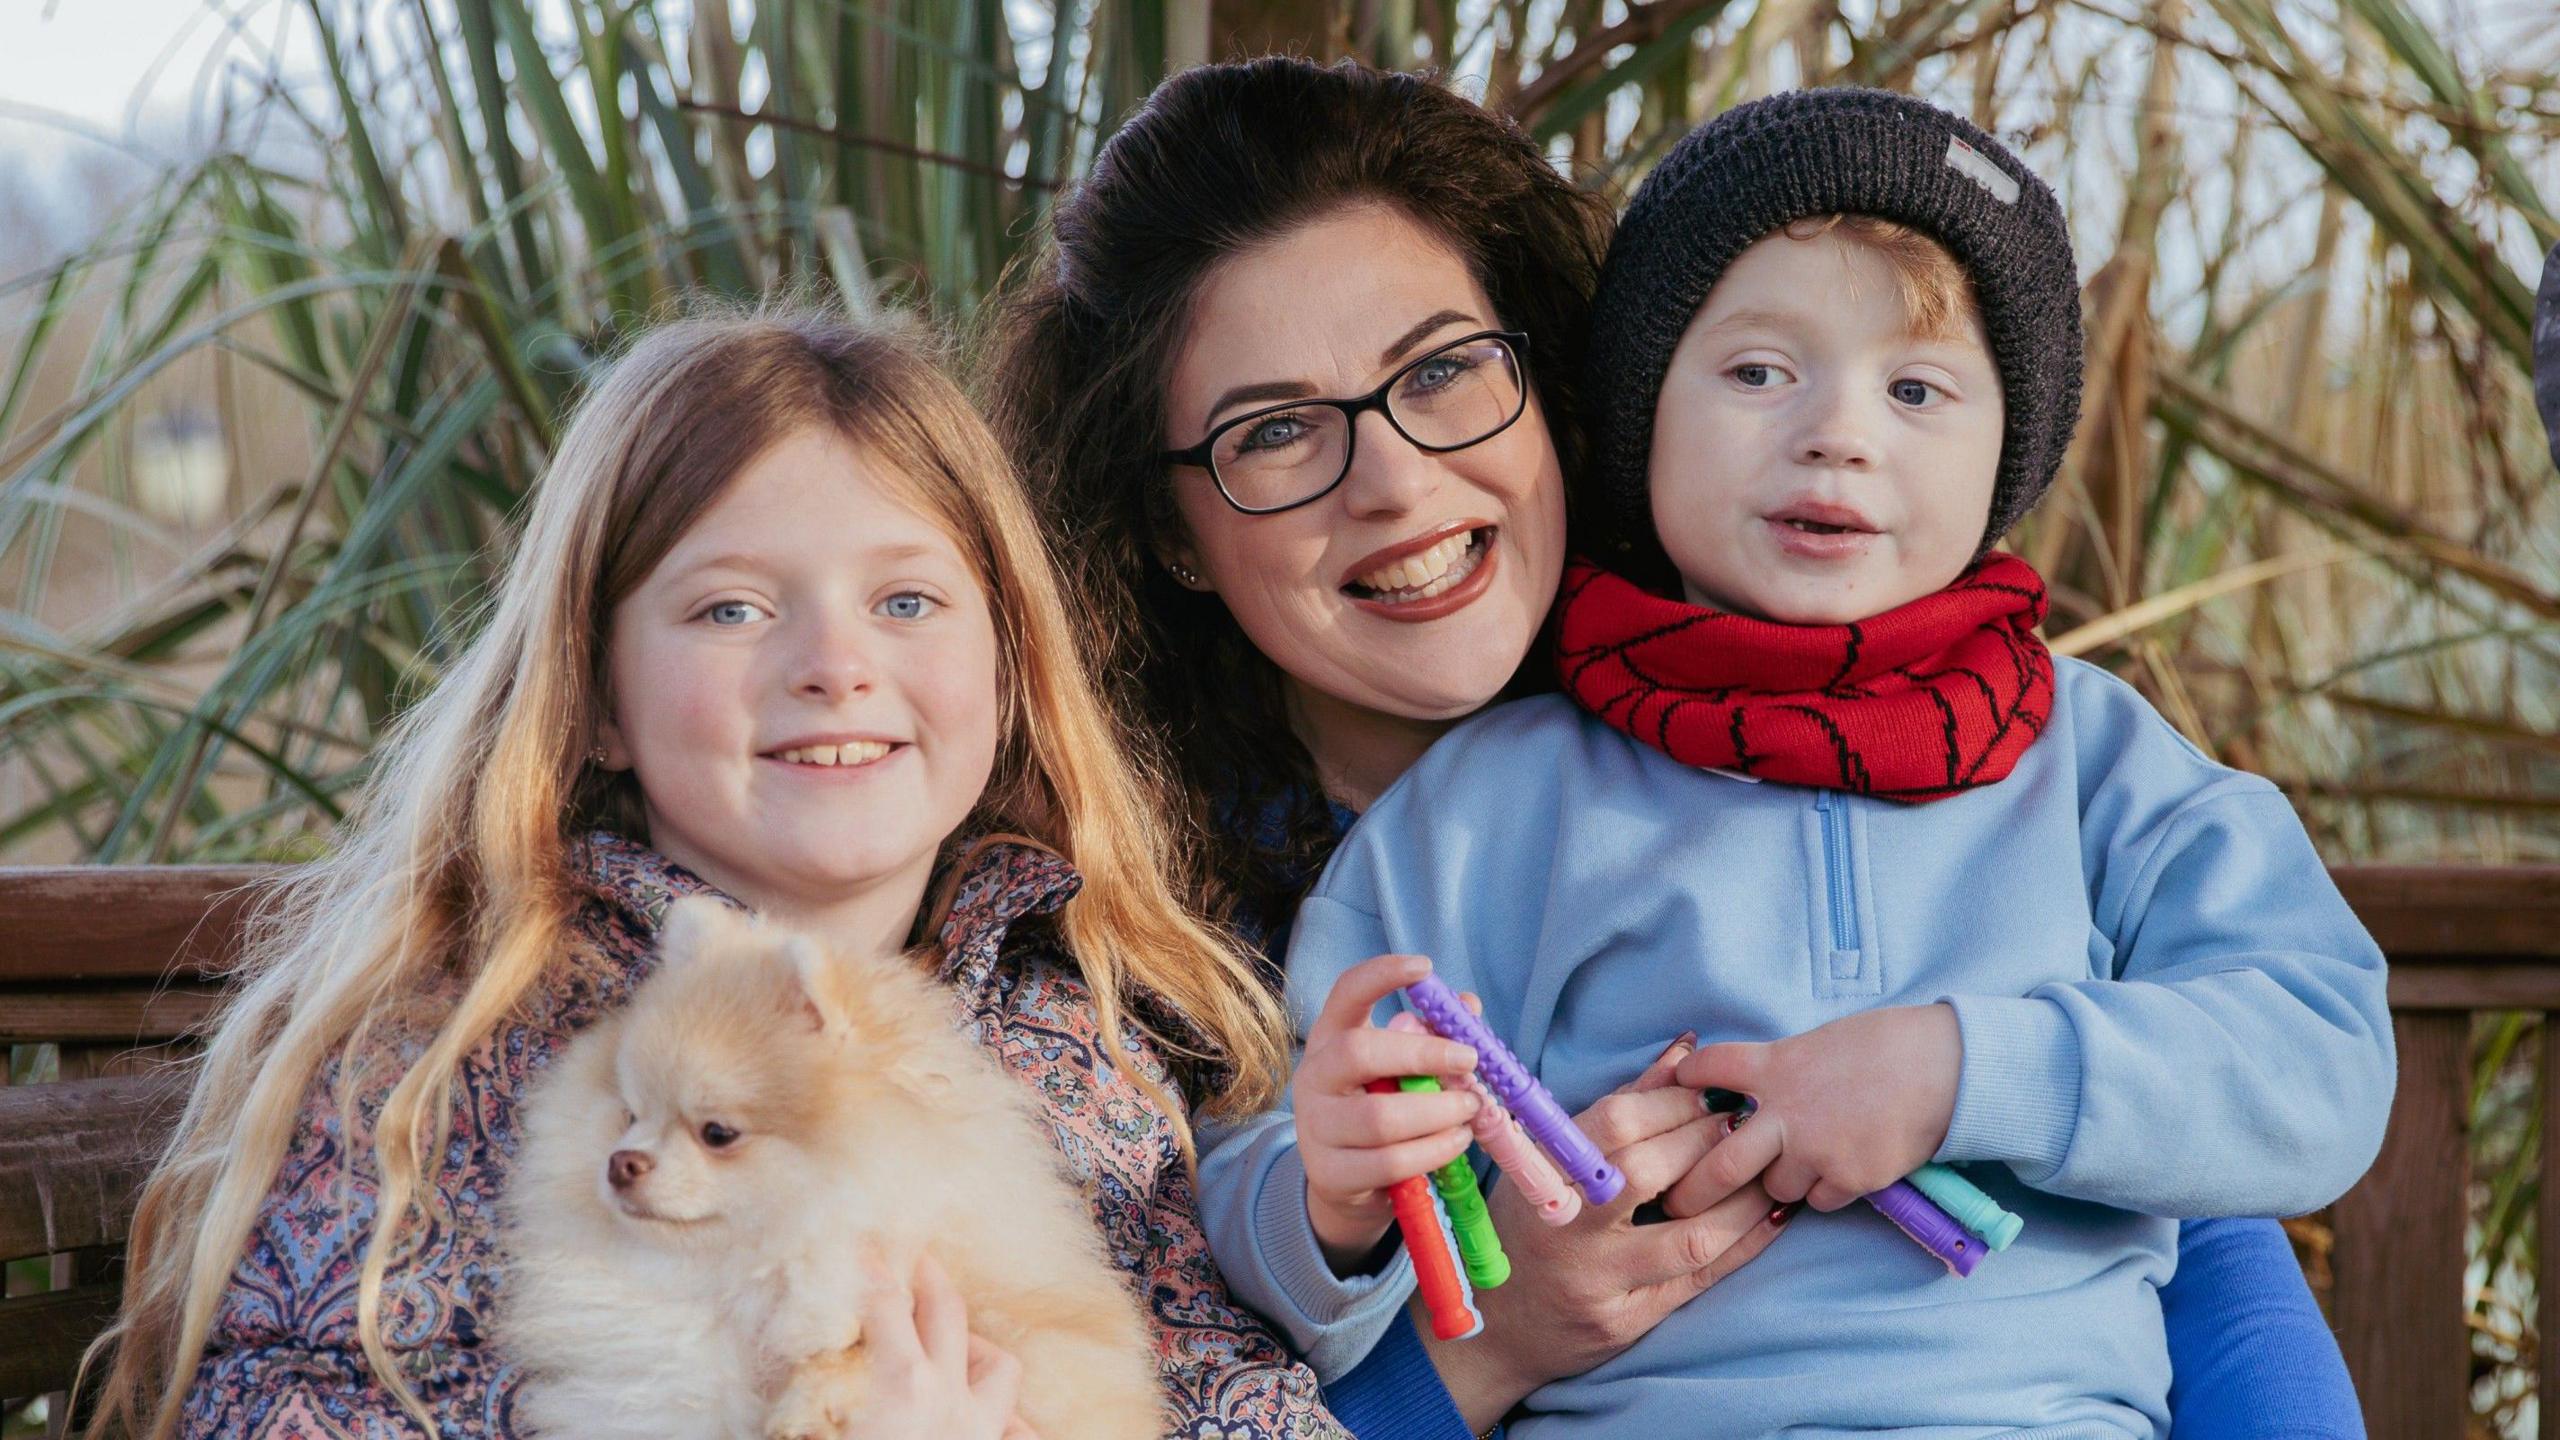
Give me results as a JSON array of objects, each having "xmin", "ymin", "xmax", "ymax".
[
  {"xmin": 1352, "ymin": 530, "xmax": 1485, "ymax": 602},
  {"xmin": 773, "ymin": 741, "xmax": 892, "ymax": 767}
]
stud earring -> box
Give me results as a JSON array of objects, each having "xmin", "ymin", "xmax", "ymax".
[
  {"xmin": 587, "ymin": 746, "xmax": 610, "ymax": 767},
  {"xmin": 1168, "ymin": 561, "xmax": 1202, "ymax": 588}
]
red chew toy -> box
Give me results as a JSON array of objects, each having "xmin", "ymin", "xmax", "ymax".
[{"xmin": 1364, "ymin": 1077, "xmax": 1482, "ymax": 1340}]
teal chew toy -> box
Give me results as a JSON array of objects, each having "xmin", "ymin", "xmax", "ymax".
[
  {"xmin": 1399, "ymin": 1076, "xmax": 1510, "ymax": 1287},
  {"xmin": 1904, "ymin": 1163, "xmax": 2024, "ymax": 1251}
]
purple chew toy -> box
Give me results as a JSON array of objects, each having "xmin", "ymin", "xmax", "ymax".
[
  {"xmin": 1402, "ymin": 973, "xmax": 1624, "ymax": 1206},
  {"xmin": 1868, "ymin": 1181, "xmax": 1982, "ymax": 1277}
]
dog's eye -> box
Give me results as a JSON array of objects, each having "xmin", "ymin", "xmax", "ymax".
[{"xmin": 700, "ymin": 1121, "xmax": 740, "ymax": 1149}]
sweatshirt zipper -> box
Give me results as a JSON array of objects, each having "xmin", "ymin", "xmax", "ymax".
[{"xmin": 1816, "ymin": 789, "xmax": 1856, "ymax": 953}]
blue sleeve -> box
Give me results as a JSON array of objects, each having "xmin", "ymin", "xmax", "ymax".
[
  {"xmin": 1190, "ymin": 892, "xmax": 1423, "ymax": 1383},
  {"xmin": 1321, "ymin": 1309, "xmax": 1476, "ymax": 1440},
  {"xmin": 1937, "ymin": 783, "xmax": 2396, "ymax": 1215},
  {"xmin": 2164, "ymin": 1218, "xmax": 2363, "ymax": 1438}
]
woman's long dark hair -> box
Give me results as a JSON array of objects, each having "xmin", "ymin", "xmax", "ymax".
[{"xmin": 979, "ymin": 56, "xmax": 1615, "ymax": 938}]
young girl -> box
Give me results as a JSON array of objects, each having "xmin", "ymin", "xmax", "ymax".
[{"xmin": 81, "ymin": 309, "xmax": 1344, "ymax": 1440}]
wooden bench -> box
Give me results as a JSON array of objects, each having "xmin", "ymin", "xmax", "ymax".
[
  {"xmin": 3, "ymin": 866, "xmax": 260, "ymax": 1435},
  {"xmin": 3, "ymin": 863, "xmax": 2556, "ymax": 1437}
]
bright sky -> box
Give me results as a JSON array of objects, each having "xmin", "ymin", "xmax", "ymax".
[
  {"xmin": 0, "ymin": 0, "xmax": 298, "ymax": 155},
  {"xmin": 5, "ymin": 0, "xmax": 2550, "ymax": 157}
]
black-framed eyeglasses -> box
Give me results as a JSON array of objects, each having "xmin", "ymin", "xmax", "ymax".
[{"xmin": 1161, "ymin": 330, "xmax": 1531, "ymax": 516}]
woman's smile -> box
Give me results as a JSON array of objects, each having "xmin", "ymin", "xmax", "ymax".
[{"xmin": 1340, "ymin": 524, "xmax": 1498, "ymax": 619}]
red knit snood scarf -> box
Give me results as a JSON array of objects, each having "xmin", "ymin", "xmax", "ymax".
[{"xmin": 1554, "ymin": 554, "xmax": 2056, "ymax": 801}]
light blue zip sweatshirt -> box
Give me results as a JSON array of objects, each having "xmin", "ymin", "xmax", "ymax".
[{"xmin": 1196, "ymin": 657, "xmax": 2393, "ymax": 1439}]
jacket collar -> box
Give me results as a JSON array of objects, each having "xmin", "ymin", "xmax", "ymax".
[
  {"xmin": 924, "ymin": 835, "xmax": 1082, "ymax": 992},
  {"xmin": 572, "ymin": 830, "xmax": 1082, "ymax": 993},
  {"xmin": 573, "ymin": 829, "xmax": 728, "ymax": 932}
]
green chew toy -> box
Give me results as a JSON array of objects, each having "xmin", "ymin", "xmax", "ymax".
[
  {"xmin": 1906, "ymin": 1163, "xmax": 2025, "ymax": 1250},
  {"xmin": 1400, "ymin": 1075, "xmax": 1510, "ymax": 1287}
]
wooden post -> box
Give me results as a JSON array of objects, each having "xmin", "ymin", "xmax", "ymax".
[
  {"xmin": 2542, "ymin": 1019, "xmax": 2560, "ymax": 1440},
  {"xmin": 2333, "ymin": 1011, "xmax": 2471, "ymax": 1438}
]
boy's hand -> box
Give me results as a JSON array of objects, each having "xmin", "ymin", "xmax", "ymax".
[
  {"xmin": 1424, "ymin": 1031, "xmax": 1789, "ymax": 1430},
  {"xmin": 1663, "ymin": 1003, "xmax": 1962, "ymax": 1216},
  {"xmin": 1292, "ymin": 953, "xmax": 1482, "ymax": 1274}
]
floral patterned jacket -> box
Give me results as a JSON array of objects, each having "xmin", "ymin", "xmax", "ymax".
[{"xmin": 179, "ymin": 831, "xmax": 1350, "ymax": 1440}]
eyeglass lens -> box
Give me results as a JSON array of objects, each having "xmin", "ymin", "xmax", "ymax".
[{"xmin": 1211, "ymin": 336, "xmax": 1523, "ymax": 511}]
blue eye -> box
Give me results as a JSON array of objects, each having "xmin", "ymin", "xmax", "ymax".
[
  {"xmin": 1732, "ymin": 363, "xmax": 1776, "ymax": 388},
  {"xmin": 877, "ymin": 591, "xmax": 938, "ymax": 620},
  {"xmin": 703, "ymin": 600, "xmax": 769, "ymax": 626},
  {"xmin": 1238, "ymin": 413, "xmax": 1311, "ymax": 453},
  {"xmin": 1891, "ymin": 378, "xmax": 1938, "ymax": 407},
  {"xmin": 1401, "ymin": 356, "xmax": 1469, "ymax": 394}
]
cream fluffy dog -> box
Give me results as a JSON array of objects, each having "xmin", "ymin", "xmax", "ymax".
[{"xmin": 500, "ymin": 896, "xmax": 1164, "ymax": 1440}]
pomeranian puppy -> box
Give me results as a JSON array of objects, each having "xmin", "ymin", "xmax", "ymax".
[{"xmin": 499, "ymin": 896, "xmax": 1165, "ymax": 1440}]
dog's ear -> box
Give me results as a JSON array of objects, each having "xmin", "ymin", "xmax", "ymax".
[
  {"xmin": 657, "ymin": 895, "xmax": 742, "ymax": 967},
  {"xmin": 782, "ymin": 935, "xmax": 854, "ymax": 1037}
]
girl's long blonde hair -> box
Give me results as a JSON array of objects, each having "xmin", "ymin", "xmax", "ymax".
[{"xmin": 82, "ymin": 305, "xmax": 1291, "ymax": 1438}]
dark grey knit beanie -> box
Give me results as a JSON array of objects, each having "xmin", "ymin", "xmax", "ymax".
[{"xmin": 1585, "ymin": 87, "xmax": 2085, "ymax": 577}]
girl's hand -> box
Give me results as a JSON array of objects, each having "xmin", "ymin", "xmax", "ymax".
[
  {"xmin": 837, "ymin": 1252, "xmax": 1041, "ymax": 1440},
  {"xmin": 1420, "ymin": 1034, "xmax": 1790, "ymax": 1430},
  {"xmin": 1666, "ymin": 1003, "xmax": 1962, "ymax": 1217},
  {"xmin": 1291, "ymin": 953, "xmax": 1483, "ymax": 1273}
]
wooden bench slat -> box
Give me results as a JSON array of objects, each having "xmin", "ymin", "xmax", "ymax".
[
  {"xmin": 0, "ymin": 864, "xmax": 2545, "ymax": 976},
  {"xmin": 2332, "ymin": 865, "xmax": 2560, "ymax": 958},
  {"xmin": 0, "ymin": 866, "xmax": 268, "ymax": 984},
  {"xmin": 0, "ymin": 1072, "xmax": 189, "ymax": 1264},
  {"xmin": 0, "ymin": 988, "xmax": 226, "ymax": 1046},
  {"xmin": 2389, "ymin": 958, "xmax": 2560, "ymax": 1012},
  {"xmin": 0, "ymin": 1284, "xmax": 119, "ymax": 1397}
]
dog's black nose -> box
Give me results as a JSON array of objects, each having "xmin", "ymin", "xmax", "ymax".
[{"xmin": 608, "ymin": 1149, "xmax": 654, "ymax": 1189}]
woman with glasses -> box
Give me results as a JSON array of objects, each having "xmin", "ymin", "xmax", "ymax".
[{"xmin": 983, "ymin": 56, "xmax": 2359, "ymax": 1439}]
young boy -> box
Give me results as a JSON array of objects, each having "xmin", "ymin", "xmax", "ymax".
[{"xmin": 1198, "ymin": 89, "xmax": 2394, "ymax": 1436}]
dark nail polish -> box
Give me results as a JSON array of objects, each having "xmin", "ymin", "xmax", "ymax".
[
  {"xmin": 1701, "ymin": 1088, "xmax": 1756, "ymax": 1125},
  {"xmin": 1768, "ymin": 1201, "xmax": 1802, "ymax": 1227}
]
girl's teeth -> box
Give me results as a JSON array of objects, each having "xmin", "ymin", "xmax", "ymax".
[{"xmin": 778, "ymin": 742, "xmax": 891, "ymax": 766}]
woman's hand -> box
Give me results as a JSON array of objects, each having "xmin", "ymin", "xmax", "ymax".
[
  {"xmin": 813, "ymin": 1251, "xmax": 1042, "ymax": 1440},
  {"xmin": 1291, "ymin": 953, "xmax": 1483, "ymax": 1273},
  {"xmin": 1420, "ymin": 1035, "xmax": 1791, "ymax": 1431}
]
